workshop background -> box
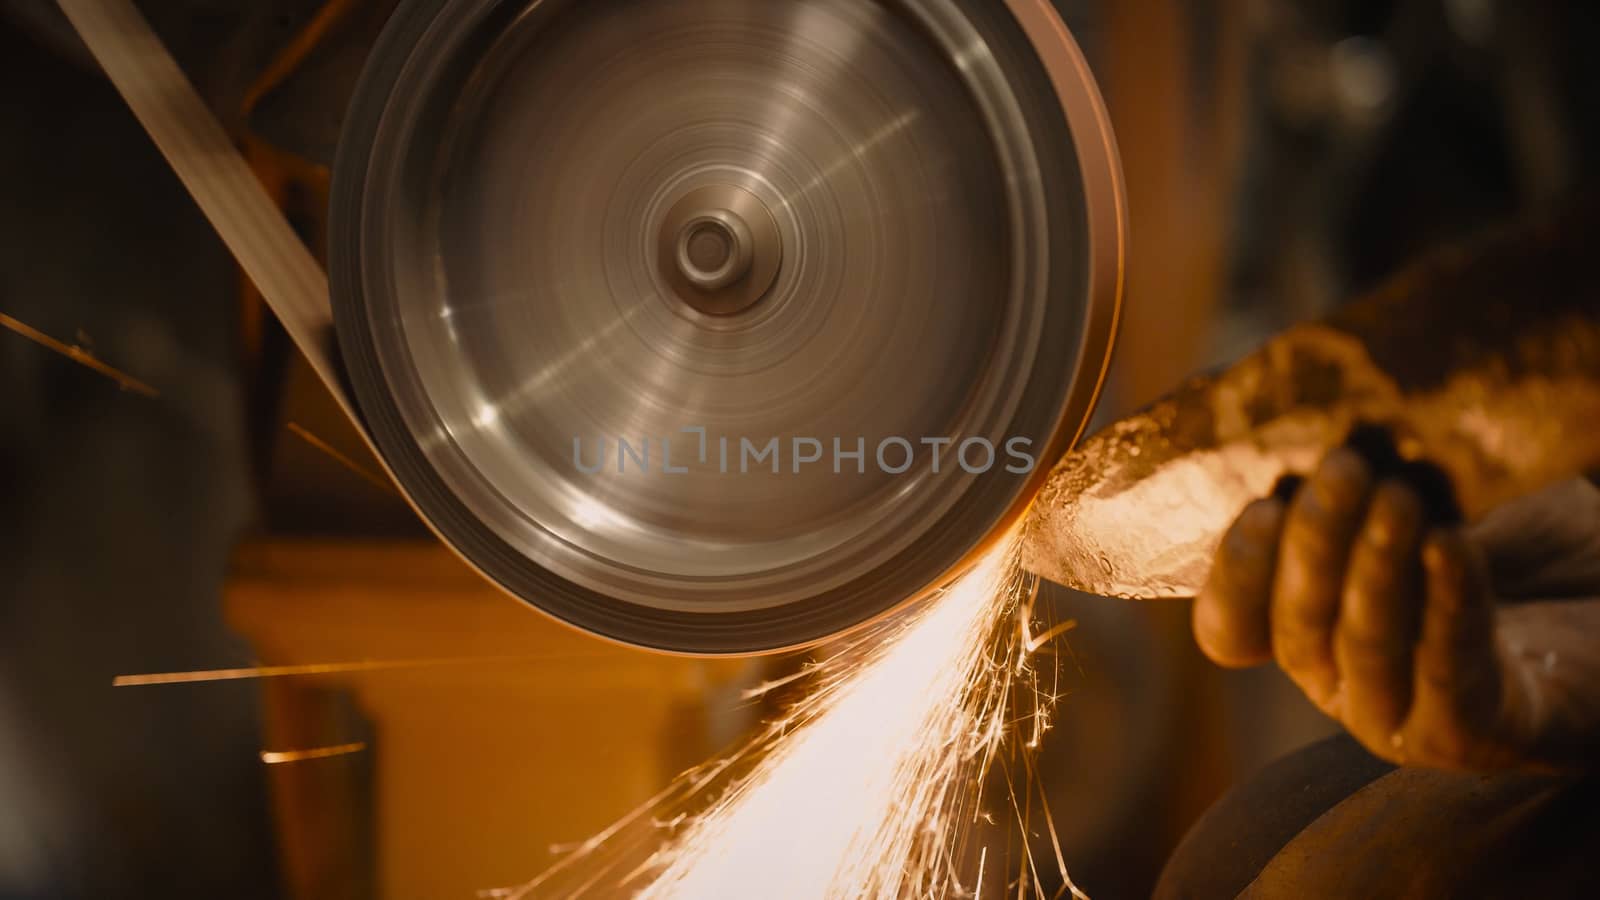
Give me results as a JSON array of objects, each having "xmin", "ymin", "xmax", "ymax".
[{"xmin": 1, "ymin": 1, "xmax": 1595, "ymax": 898}]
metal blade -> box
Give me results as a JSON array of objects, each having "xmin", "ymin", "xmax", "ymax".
[
  {"xmin": 66, "ymin": 0, "xmax": 1127, "ymax": 652},
  {"xmin": 328, "ymin": 0, "xmax": 1124, "ymax": 652},
  {"xmin": 1021, "ymin": 214, "xmax": 1600, "ymax": 599}
]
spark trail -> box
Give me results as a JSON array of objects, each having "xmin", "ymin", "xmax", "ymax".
[{"xmin": 503, "ymin": 536, "xmax": 1082, "ymax": 899}]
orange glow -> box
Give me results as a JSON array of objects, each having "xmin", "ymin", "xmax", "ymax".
[{"xmin": 504, "ymin": 535, "xmax": 1082, "ymax": 899}]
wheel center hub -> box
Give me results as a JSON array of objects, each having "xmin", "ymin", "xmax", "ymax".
[{"xmin": 658, "ymin": 184, "xmax": 782, "ymax": 316}]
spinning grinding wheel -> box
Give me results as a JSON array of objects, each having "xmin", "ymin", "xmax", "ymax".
[{"xmin": 329, "ymin": 0, "xmax": 1124, "ymax": 653}]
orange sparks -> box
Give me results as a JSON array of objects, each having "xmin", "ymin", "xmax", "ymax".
[
  {"xmin": 504, "ymin": 536, "xmax": 1084, "ymax": 899},
  {"xmin": 111, "ymin": 654, "xmax": 603, "ymax": 687},
  {"xmin": 0, "ymin": 312, "xmax": 158, "ymax": 397},
  {"xmin": 260, "ymin": 742, "xmax": 367, "ymax": 765},
  {"xmin": 284, "ymin": 421, "xmax": 400, "ymax": 495}
]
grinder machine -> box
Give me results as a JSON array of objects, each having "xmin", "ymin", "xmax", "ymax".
[
  {"xmin": 60, "ymin": 0, "xmax": 1126, "ymax": 654},
  {"xmin": 327, "ymin": 0, "xmax": 1126, "ymax": 653},
  {"xmin": 60, "ymin": 0, "xmax": 1600, "ymax": 657}
]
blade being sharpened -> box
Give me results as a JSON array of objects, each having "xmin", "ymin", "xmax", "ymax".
[{"xmin": 1021, "ymin": 213, "xmax": 1600, "ymax": 599}]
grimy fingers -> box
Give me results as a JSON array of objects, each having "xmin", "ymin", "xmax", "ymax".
[
  {"xmin": 1335, "ymin": 480, "xmax": 1426, "ymax": 755},
  {"xmin": 1271, "ymin": 448, "xmax": 1373, "ymax": 713},
  {"xmin": 1406, "ymin": 529, "xmax": 1503, "ymax": 768},
  {"xmin": 1195, "ymin": 497, "xmax": 1288, "ymax": 667}
]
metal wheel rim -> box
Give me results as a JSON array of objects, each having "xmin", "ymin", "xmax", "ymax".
[{"xmin": 330, "ymin": 0, "xmax": 1124, "ymax": 654}]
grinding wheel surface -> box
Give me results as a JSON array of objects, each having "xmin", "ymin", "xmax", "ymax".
[{"xmin": 332, "ymin": 0, "xmax": 1123, "ymax": 652}]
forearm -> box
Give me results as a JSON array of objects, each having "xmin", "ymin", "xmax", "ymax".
[
  {"xmin": 1498, "ymin": 598, "xmax": 1600, "ymax": 771},
  {"xmin": 1471, "ymin": 478, "xmax": 1600, "ymax": 600}
]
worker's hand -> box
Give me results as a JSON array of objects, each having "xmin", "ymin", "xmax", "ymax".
[{"xmin": 1192, "ymin": 436, "xmax": 1600, "ymax": 772}]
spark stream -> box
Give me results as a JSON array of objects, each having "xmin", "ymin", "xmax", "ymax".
[
  {"xmin": 495, "ymin": 537, "xmax": 1086, "ymax": 899},
  {"xmin": 573, "ymin": 429, "xmax": 1038, "ymax": 476}
]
